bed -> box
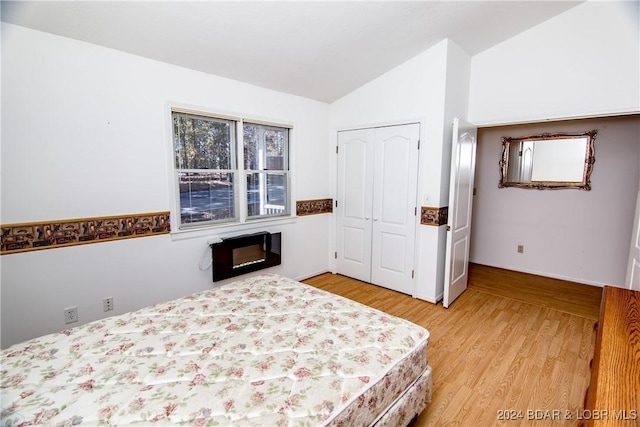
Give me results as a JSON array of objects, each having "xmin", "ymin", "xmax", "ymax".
[{"xmin": 1, "ymin": 274, "xmax": 432, "ymax": 426}]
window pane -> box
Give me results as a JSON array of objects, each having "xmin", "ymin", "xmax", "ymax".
[
  {"xmin": 179, "ymin": 172, "xmax": 235, "ymax": 225},
  {"xmin": 243, "ymin": 124, "xmax": 260, "ymax": 170},
  {"xmin": 173, "ymin": 114, "xmax": 233, "ymax": 170},
  {"xmin": 246, "ymin": 172, "xmax": 288, "ymax": 217},
  {"xmin": 243, "ymin": 124, "xmax": 287, "ymax": 171},
  {"xmin": 265, "ymin": 129, "xmax": 286, "ymax": 170}
]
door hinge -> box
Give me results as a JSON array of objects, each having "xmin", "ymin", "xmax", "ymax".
[
  {"xmin": 412, "ymin": 270, "xmax": 415, "ymax": 279},
  {"xmin": 336, "ymin": 145, "xmax": 339, "ymax": 154},
  {"xmin": 334, "ymin": 251, "xmax": 337, "ymax": 259},
  {"xmin": 335, "ymin": 200, "xmax": 338, "ymax": 208},
  {"xmin": 414, "ymin": 206, "xmax": 417, "ymax": 216},
  {"xmin": 417, "ymin": 140, "xmax": 420, "ymax": 150}
]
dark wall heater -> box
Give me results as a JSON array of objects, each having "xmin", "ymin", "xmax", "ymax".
[{"xmin": 210, "ymin": 231, "xmax": 281, "ymax": 281}]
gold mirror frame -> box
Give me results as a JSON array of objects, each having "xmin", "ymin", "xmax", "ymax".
[{"xmin": 499, "ymin": 130, "xmax": 597, "ymax": 190}]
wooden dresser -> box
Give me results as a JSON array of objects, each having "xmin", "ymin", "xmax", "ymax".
[{"xmin": 585, "ymin": 285, "xmax": 640, "ymax": 426}]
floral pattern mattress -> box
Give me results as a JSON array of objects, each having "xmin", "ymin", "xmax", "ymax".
[{"xmin": 1, "ymin": 274, "xmax": 431, "ymax": 426}]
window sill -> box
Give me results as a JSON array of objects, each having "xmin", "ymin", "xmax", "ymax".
[{"xmin": 169, "ymin": 215, "xmax": 298, "ymax": 242}]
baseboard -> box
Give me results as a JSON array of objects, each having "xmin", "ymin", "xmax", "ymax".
[{"xmin": 296, "ymin": 270, "xmax": 332, "ymax": 282}]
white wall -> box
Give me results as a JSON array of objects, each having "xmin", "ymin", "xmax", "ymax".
[
  {"xmin": 468, "ymin": 1, "xmax": 640, "ymax": 125},
  {"xmin": 1, "ymin": 24, "xmax": 332, "ymax": 348},
  {"xmin": 470, "ymin": 116, "xmax": 640, "ymax": 287},
  {"xmin": 329, "ymin": 39, "xmax": 472, "ymax": 302}
]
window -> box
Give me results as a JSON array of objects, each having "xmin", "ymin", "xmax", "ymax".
[
  {"xmin": 171, "ymin": 110, "xmax": 291, "ymax": 229},
  {"xmin": 244, "ymin": 123, "xmax": 289, "ymax": 218}
]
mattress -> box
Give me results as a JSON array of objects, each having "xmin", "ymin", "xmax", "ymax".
[{"xmin": 1, "ymin": 274, "xmax": 431, "ymax": 426}]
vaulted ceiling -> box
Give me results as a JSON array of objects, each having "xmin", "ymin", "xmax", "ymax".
[{"xmin": 1, "ymin": 1, "xmax": 582, "ymax": 103}]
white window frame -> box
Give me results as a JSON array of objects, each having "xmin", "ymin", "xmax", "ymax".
[
  {"xmin": 167, "ymin": 105, "xmax": 295, "ymax": 237},
  {"xmin": 243, "ymin": 121, "xmax": 291, "ymax": 220},
  {"xmin": 172, "ymin": 111, "xmax": 239, "ymax": 228}
]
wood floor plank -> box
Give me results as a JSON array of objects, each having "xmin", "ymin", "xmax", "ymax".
[
  {"xmin": 468, "ymin": 264, "xmax": 602, "ymax": 320},
  {"xmin": 302, "ymin": 265, "xmax": 600, "ymax": 427}
]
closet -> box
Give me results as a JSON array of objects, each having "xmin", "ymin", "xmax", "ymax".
[{"xmin": 335, "ymin": 123, "xmax": 420, "ymax": 295}]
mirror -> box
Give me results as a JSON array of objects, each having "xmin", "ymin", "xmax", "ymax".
[{"xmin": 499, "ymin": 130, "xmax": 597, "ymax": 190}]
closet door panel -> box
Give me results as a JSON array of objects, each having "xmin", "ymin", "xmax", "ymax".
[
  {"xmin": 336, "ymin": 129, "xmax": 374, "ymax": 282},
  {"xmin": 370, "ymin": 124, "xmax": 420, "ymax": 295},
  {"xmin": 377, "ymin": 232, "xmax": 406, "ymax": 273}
]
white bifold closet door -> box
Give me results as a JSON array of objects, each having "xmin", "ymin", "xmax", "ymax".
[{"xmin": 336, "ymin": 123, "xmax": 420, "ymax": 295}]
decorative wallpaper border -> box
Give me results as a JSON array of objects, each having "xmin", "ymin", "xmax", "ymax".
[
  {"xmin": 420, "ymin": 206, "xmax": 448, "ymax": 226},
  {"xmin": 296, "ymin": 198, "xmax": 333, "ymax": 216},
  {"xmin": 1, "ymin": 212, "xmax": 170, "ymax": 255}
]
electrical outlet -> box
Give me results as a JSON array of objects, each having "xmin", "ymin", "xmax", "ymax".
[
  {"xmin": 517, "ymin": 245, "xmax": 524, "ymax": 254},
  {"xmin": 103, "ymin": 297, "xmax": 114, "ymax": 312},
  {"xmin": 64, "ymin": 306, "xmax": 78, "ymax": 324}
]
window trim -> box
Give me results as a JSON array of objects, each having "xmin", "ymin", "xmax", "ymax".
[{"xmin": 166, "ymin": 103, "xmax": 296, "ymax": 236}]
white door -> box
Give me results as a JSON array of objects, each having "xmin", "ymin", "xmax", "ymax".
[
  {"xmin": 443, "ymin": 118, "xmax": 478, "ymax": 308},
  {"xmin": 626, "ymin": 180, "xmax": 640, "ymax": 291},
  {"xmin": 336, "ymin": 128, "xmax": 375, "ymax": 282},
  {"xmin": 370, "ymin": 125, "xmax": 420, "ymax": 294},
  {"xmin": 336, "ymin": 124, "xmax": 420, "ymax": 294}
]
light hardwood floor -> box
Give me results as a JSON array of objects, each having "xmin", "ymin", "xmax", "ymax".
[
  {"xmin": 468, "ymin": 264, "xmax": 602, "ymax": 320},
  {"xmin": 302, "ymin": 264, "xmax": 601, "ymax": 427}
]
